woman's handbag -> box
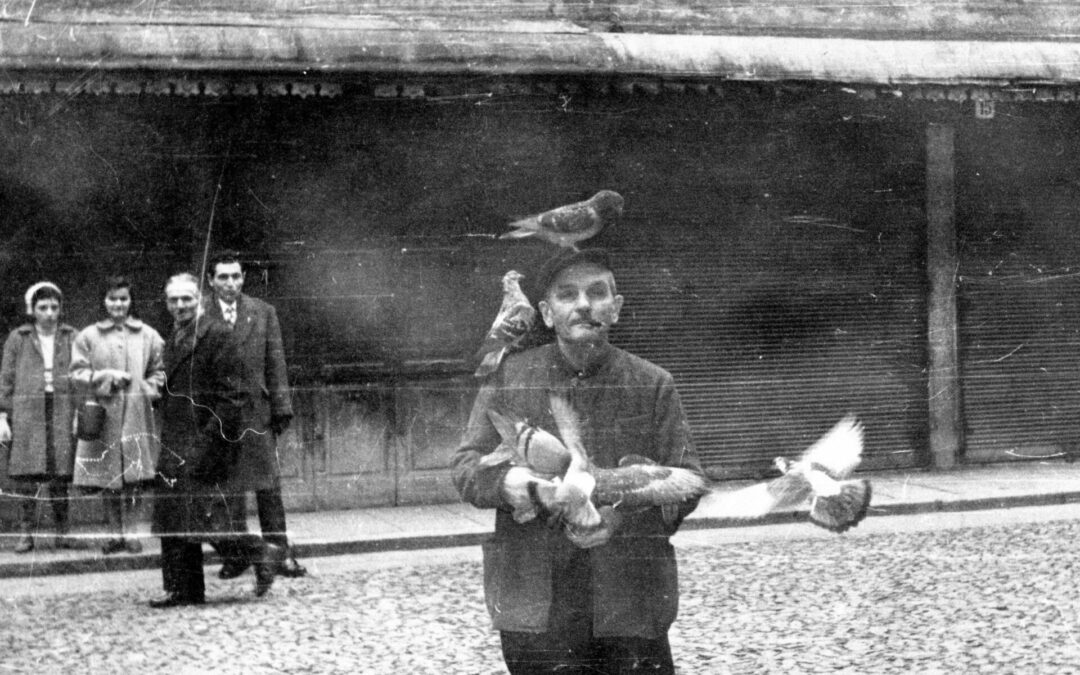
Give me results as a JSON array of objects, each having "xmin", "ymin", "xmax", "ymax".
[{"xmin": 76, "ymin": 400, "xmax": 107, "ymax": 441}]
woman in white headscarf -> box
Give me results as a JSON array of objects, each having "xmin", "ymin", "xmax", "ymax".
[
  {"xmin": 0, "ymin": 281, "xmax": 81, "ymax": 553},
  {"xmin": 71, "ymin": 275, "xmax": 165, "ymax": 555}
]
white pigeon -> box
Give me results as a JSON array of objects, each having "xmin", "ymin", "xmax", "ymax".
[
  {"xmin": 474, "ymin": 270, "xmax": 536, "ymax": 379},
  {"xmin": 499, "ymin": 190, "xmax": 624, "ymax": 249},
  {"xmin": 712, "ymin": 415, "xmax": 871, "ymax": 533}
]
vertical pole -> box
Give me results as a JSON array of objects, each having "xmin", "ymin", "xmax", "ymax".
[{"xmin": 926, "ymin": 123, "xmax": 961, "ymax": 469}]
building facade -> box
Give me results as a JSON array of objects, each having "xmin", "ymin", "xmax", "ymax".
[{"xmin": 0, "ymin": 1, "xmax": 1078, "ymax": 513}]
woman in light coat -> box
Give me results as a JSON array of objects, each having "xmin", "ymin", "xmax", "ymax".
[
  {"xmin": 71, "ymin": 275, "xmax": 165, "ymax": 554},
  {"xmin": 0, "ymin": 282, "xmax": 80, "ymax": 553}
]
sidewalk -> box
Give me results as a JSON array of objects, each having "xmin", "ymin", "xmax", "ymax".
[{"xmin": 3, "ymin": 461, "xmax": 1080, "ymax": 578}]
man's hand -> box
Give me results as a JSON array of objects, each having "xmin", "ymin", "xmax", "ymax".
[
  {"xmin": 501, "ymin": 466, "xmax": 558, "ymax": 524},
  {"xmin": 0, "ymin": 414, "xmax": 11, "ymax": 443},
  {"xmin": 566, "ymin": 505, "xmax": 623, "ymax": 549}
]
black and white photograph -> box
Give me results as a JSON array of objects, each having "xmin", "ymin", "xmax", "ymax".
[{"xmin": 3, "ymin": 1, "xmax": 1080, "ymax": 673}]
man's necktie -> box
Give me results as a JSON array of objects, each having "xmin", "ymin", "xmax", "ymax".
[{"xmin": 224, "ymin": 304, "xmax": 236, "ymax": 326}]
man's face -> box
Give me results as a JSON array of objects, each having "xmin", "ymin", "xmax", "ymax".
[
  {"xmin": 539, "ymin": 262, "xmax": 624, "ymax": 347},
  {"xmin": 209, "ymin": 261, "xmax": 245, "ymax": 303},
  {"xmin": 166, "ymin": 280, "xmax": 201, "ymax": 325}
]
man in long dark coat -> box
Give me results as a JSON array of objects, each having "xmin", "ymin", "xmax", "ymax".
[
  {"xmin": 149, "ymin": 273, "xmax": 283, "ymax": 608},
  {"xmin": 203, "ymin": 250, "xmax": 305, "ymax": 578}
]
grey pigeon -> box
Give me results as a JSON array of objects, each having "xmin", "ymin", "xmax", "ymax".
[
  {"xmin": 474, "ymin": 270, "xmax": 536, "ymax": 378},
  {"xmin": 500, "ymin": 190, "xmax": 624, "ymax": 249}
]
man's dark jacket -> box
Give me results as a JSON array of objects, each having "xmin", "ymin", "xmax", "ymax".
[
  {"xmin": 204, "ymin": 292, "xmax": 293, "ymax": 493},
  {"xmin": 151, "ymin": 315, "xmax": 248, "ymax": 539},
  {"xmin": 452, "ymin": 343, "xmax": 703, "ymax": 639}
]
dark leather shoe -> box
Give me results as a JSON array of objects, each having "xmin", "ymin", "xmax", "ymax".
[
  {"xmin": 254, "ymin": 543, "xmax": 285, "ymax": 597},
  {"xmin": 218, "ymin": 560, "xmax": 252, "ymax": 580},
  {"xmin": 148, "ymin": 593, "xmax": 205, "ymax": 609},
  {"xmin": 278, "ymin": 555, "xmax": 307, "ymax": 578},
  {"xmin": 101, "ymin": 538, "xmax": 126, "ymax": 555}
]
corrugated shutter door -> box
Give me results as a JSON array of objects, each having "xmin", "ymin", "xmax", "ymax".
[
  {"xmin": 608, "ymin": 225, "xmax": 928, "ymax": 478},
  {"xmin": 956, "ymin": 119, "xmax": 1080, "ymax": 462},
  {"xmin": 959, "ymin": 272, "xmax": 1080, "ymax": 460}
]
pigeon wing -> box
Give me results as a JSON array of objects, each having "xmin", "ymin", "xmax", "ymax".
[
  {"xmin": 520, "ymin": 425, "xmax": 573, "ymax": 476},
  {"xmin": 765, "ymin": 470, "xmax": 816, "ymax": 510},
  {"xmin": 543, "ymin": 190, "xmax": 623, "ymax": 236},
  {"xmin": 537, "ymin": 201, "xmax": 597, "ymax": 235},
  {"xmin": 809, "ymin": 479, "xmax": 872, "ymax": 533},
  {"xmin": 478, "ymin": 410, "xmax": 526, "ymax": 468},
  {"xmin": 547, "ymin": 391, "xmax": 585, "ymax": 458},
  {"xmin": 800, "ymin": 414, "xmax": 864, "ymax": 479},
  {"xmin": 706, "ymin": 470, "xmax": 813, "ymax": 521},
  {"xmin": 592, "ymin": 464, "xmax": 709, "ymax": 507}
]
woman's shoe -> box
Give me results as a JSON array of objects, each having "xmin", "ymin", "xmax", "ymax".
[{"xmin": 124, "ymin": 538, "xmax": 143, "ymax": 554}]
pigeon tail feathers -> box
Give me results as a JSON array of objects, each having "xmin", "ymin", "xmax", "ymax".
[
  {"xmin": 809, "ymin": 479, "xmax": 872, "ymax": 533},
  {"xmin": 474, "ymin": 346, "xmax": 508, "ymax": 378}
]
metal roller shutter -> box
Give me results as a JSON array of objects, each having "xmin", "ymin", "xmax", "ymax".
[
  {"xmin": 609, "ymin": 224, "xmax": 928, "ymax": 479},
  {"xmin": 959, "ymin": 233, "xmax": 1080, "ymax": 461}
]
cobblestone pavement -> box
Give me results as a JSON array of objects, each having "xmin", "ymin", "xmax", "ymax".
[{"xmin": 4, "ymin": 513, "xmax": 1080, "ymax": 674}]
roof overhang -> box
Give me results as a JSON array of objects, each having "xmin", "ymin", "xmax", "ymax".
[{"xmin": 3, "ymin": 7, "xmax": 1080, "ymax": 86}]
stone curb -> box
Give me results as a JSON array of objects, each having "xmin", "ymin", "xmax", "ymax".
[{"xmin": 3, "ymin": 491, "xmax": 1079, "ymax": 579}]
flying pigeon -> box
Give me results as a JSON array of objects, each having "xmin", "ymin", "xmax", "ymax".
[
  {"xmin": 712, "ymin": 415, "xmax": 871, "ymax": 533},
  {"xmin": 474, "ymin": 270, "xmax": 537, "ymax": 379},
  {"xmin": 499, "ymin": 190, "xmax": 624, "ymax": 249}
]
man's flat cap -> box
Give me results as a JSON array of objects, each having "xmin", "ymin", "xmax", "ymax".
[{"xmin": 533, "ymin": 247, "xmax": 614, "ymax": 300}]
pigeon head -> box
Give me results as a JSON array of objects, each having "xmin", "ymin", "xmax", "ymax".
[
  {"xmin": 593, "ymin": 190, "xmax": 625, "ymax": 222},
  {"xmin": 501, "ymin": 270, "xmax": 525, "ymax": 293}
]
